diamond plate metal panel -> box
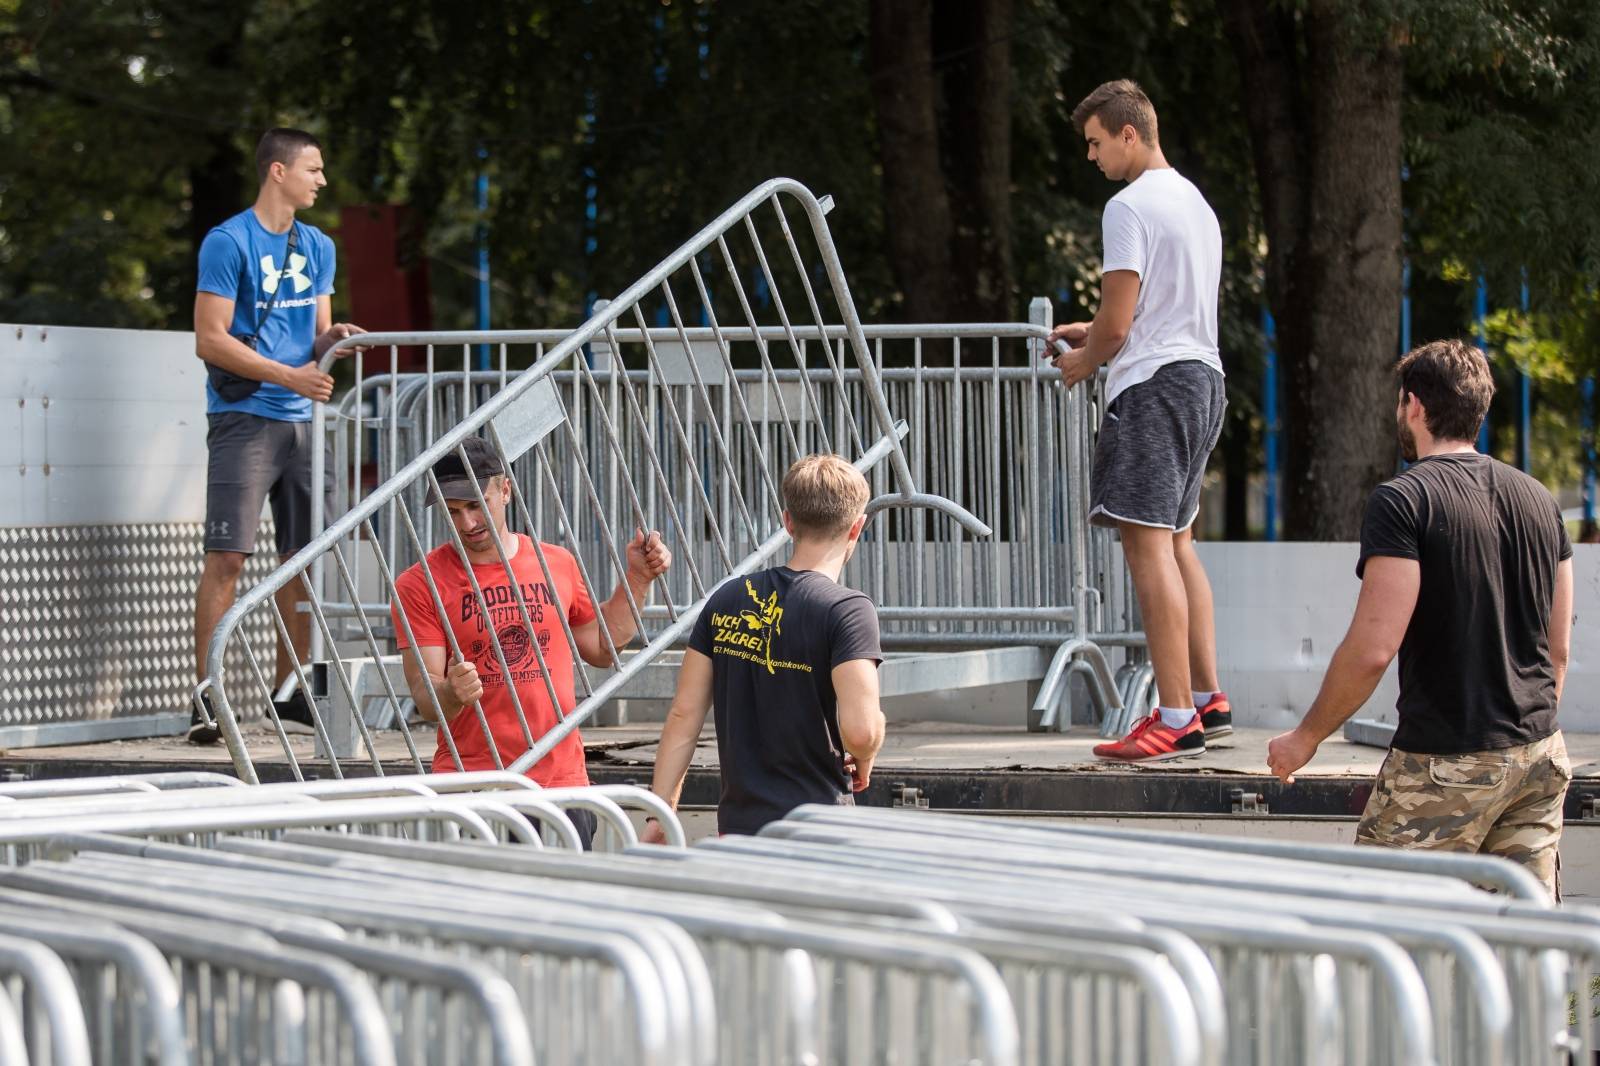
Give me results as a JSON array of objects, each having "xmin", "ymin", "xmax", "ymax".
[{"xmin": 0, "ymin": 523, "xmax": 276, "ymax": 741}]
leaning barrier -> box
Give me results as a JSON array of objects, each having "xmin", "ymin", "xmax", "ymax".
[{"xmin": 0, "ymin": 778, "xmax": 1586, "ymax": 1064}]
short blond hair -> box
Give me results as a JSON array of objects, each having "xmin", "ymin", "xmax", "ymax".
[{"xmin": 782, "ymin": 454, "xmax": 869, "ymax": 539}]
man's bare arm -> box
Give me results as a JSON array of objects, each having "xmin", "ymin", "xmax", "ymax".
[
  {"xmin": 834, "ymin": 658, "xmax": 885, "ymax": 791},
  {"xmin": 195, "ymin": 292, "xmax": 290, "ymax": 383},
  {"xmin": 1551, "ymin": 557, "xmax": 1574, "ymax": 702},
  {"xmin": 401, "ymin": 644, "xmax": 479, "ymax": 724},
  {"xmin": 1267, "ymin": 557, "xmax": 1421, "ymax": 782},
  {"xmin": 195, "ymin": 292, "xmax": 334, "ymax": 401},
  {"xmin": 649, "ymin": 649, "xmax": 714, "ymax": 811},
  {"xmin": 575, "ymin": 531, "xmax": 671, "ymax": 667},
  {"xmin": 1049, "ymin": 270, "xmax": 1140, "ymax": 388},
  {"xmin": 1080, "ymin": 269, "xmax": 1140, "ymax": 367}
]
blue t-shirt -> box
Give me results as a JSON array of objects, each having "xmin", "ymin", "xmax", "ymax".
[{"xmin": 196, "ymin": 209, "xmax": 336, "ymax": 422}]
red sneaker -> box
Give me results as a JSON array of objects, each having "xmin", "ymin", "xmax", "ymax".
[
  {"xmin": 1093, "ymin": 711, "xmax": 1206, "ymax": 762},
  {"xmin": 1197, "ymin": 691, "xmax": 1233, "ymax": 742}
]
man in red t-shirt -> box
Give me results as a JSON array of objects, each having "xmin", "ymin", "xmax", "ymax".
[{"xmin": 391, "ymin": 437, "xmax": 670, "ymax": 809}]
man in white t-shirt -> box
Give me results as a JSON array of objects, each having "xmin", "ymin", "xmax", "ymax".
[{"xmin": 1049, "ymin": 79, "xmax": 1231, "ymax": 762}]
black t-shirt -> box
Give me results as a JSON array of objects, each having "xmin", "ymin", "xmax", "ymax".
[
  {"xmin": 688, "ymin": 566, "xmax": 882, "ymax": 834},
  {"xmin": 1358, "ymin": 452, "xmax": 1571, "ymax": 754}
]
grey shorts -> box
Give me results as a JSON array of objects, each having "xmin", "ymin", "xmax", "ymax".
[
  {"xmin": 1090, "ymin": 361, "xmax": 1226, "ymax": 531},
  {"xmin": 205, "ymin": 413, "xmax": 330, "ymax": 556}
]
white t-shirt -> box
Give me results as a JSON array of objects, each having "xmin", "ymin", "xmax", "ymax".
[{"xmin": 1100, "ymin": 168, "xmax": 1223, "ymax": 404}]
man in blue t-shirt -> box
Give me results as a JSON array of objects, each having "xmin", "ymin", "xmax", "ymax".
[{"xmin": 190, "ymin": 127, "xmax": 365, "ymax": 744}]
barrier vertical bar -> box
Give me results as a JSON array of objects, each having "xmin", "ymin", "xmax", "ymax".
[
  {"xmin": 476, "ymin": 147, "xmax": 491, "ymax": 372},
  {"xmin": 1584, "ymin": 376, "xmax": 1595, "ymax": 526}
]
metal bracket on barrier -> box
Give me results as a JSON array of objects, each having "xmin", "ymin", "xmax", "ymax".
[
  {"xmin": 1230, "ymin": 788, "xmax": 1268, "ymax": 815},
  {"xmin": 489, "ymin": 374, "xmax": 565, "ymax": 463},
  {"xmin": 1580, "ymin": 793, "xmax": 1600, "ymax": 822},
  {"xmin": 309, "ymin": 662, "xmax": 345, "ymax": 760},
  {"xmin": 890, "ymin": 785, "xmax": 929, "ymax": 810}
]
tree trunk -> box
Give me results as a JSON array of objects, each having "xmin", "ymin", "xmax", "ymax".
[
  {"xmin": 186, "ymin": 13, "xmax": 251, "ymax": 294},
  {"xmin": 935, "ymin": 0, "xmax": 1013, "ymax": 322},
  {"xmin": 1217, "ymin": 0, "xmax": 1306, "ymax": 315},
  {"xmin": 189, "ymin": 133, "xmax": 246, "ymax": 271},
  {"xmin": 868, "ymin": 0, "xmax": 956, "ymax": 324},
  {"xmin": 1220, "ymin": 0, "xmax": 1403, "ymax": 539},
  {"xmin": 1286, "ymin": 2, "xmax": 1403, "ymax": 538}
]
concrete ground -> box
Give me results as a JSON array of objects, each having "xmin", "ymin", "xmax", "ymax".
[
  {"xmin": 4, "ymin": 720, "xmax": 1596, "ymax": 898},
  {"xmin": 8, "ymin": 720, "xmax": 1599, "ymax": 780}
]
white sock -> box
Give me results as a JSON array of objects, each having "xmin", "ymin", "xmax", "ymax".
[
  {"xmin": 1158, "ymin": 706, "xmax": 1197, "ymax": 729},
  {"xmin": 1192, "ymin": 691, "xmax": 1218, "ymax": 708}
]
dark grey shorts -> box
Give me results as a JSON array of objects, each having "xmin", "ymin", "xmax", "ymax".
[
  {"xmin": 205, "ymin": 413, "xmax": 330, "ymax": 556},
  {"xmin": 1090, "ymin": 361, "xmax": 1226, "ymax": 532}
]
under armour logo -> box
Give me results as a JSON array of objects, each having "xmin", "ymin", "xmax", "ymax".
[
  {"xmin": 210, "ymin": 520, "xmax": 230, "ymax": 536},
  {"xmin": 260, "ymin": 253, "xmax": 311, "ymax": 295}
]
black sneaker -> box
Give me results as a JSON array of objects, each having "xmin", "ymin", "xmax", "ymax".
[
  {"xmin": 1198, "ymin": 692, "xmax": 1233, "ymax": 742},
  {"xmin": 187, "ymin": 694, "xmax": 221, "ymax": 746},
  {"xmin": 272, "ymin": 690, "xmax": 319, "ymax": 735}
]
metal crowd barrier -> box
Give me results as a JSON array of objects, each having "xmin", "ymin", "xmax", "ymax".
[
  {"xmin": 214, "ymin": 330, "xmax": 1147, "ymax": 774},
  {"xmin": 319, "ymin": 324, "xmax": 1081, "ymax": 641},
  {"xmin": 0, "ymin": 781, "xmax": 1588, "ymax": 1063},
  {"xmin": 198, "ymin": 178, "xmax": 1014, "ymax": 785},
  {"xmin": 731, "ymin": 805, "xmax": 1600, "ymax": 1066},
  {"xmin": 311, "ymin": 320, "xmax": 1141, "ymax": 733},
  {"xmin": 0, "ymin": 778, "xmax": 693, "ymax": 1064}
]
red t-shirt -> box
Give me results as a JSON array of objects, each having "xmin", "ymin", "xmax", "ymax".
[{"xmin": 391, "ymin": 534, "xmax": 595, "ymax": 786}]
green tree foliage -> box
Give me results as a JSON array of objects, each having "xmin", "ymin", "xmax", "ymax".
[
  {"xmin": 2, "ymin": 0, "xmax": 1597, "ymax": 534},
  {"xmin": 0, "ymin": 0, "xmax": 264, "ymax": 325}
]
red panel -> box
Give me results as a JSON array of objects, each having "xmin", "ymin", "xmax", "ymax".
[{"xmin": 339, "ymin": 204, "xmax": 433, "ymax": 373}]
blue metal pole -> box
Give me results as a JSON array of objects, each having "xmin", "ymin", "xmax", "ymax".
[
  {"xmin": 1475, "ymin": 275, "xmax": 1489, "ymax": 453},
  {"xmin": 475, "ymin": 147, "xmax": 490, "ymax": 371},
  {"xmin": 1400, "ymin": 258, "xmax": 1412, "ymax": 356},
  {"xmin": 582, "ymin": 87, "xmax": 598, "ymax": 324},
  {"xmin": 1263, "ymin": 306, "xmax": 1279, "ymax": 542},
  {"xmin": 1584, "ymin": 375, "xmax": 1596, "ymax": 525},
  {"xmin": 1518, "ymin": 273, "xmax": 1531, "ymax": 472}
]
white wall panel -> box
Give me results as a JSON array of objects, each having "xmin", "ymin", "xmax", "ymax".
[
  {"xmin": 1, "ymin": 323, "xmax": 210, "ymax": 526},
  {"xmin": 1197, "ymin": 541, "xmax": 1598, "ymax": 732}
]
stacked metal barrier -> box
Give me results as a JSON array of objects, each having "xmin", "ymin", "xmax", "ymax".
[
  {"xmin": 0, "ymin": 776, "xmax": 1589, "ymax": 1064},
  {"xmin": 0, "ymin": 772, "xmax": 682, "ymax": 1066}
]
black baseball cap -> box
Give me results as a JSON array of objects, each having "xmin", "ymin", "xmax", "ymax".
[{"xmin": 427, "ymin": 436, "xmax": 505, "ymax": 505}]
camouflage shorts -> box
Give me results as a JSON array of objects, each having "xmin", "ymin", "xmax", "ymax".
[{"xmin": 1356, "ymin": 731, "xmax": 1571, "ymax": 901}]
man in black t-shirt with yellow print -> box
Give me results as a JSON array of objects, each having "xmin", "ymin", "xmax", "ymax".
[
  {"xmin": 1267, "ymin": 339, "xmax": 1574, "ymax": 900},
  {"xmin": 644, "ymin": 455, "xmax": 885, "ymax": 839}
]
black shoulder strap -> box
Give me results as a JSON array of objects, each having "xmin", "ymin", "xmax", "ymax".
[{"xmin": 253, "ymin": 223, "xmax": 300, "ymax": 336}]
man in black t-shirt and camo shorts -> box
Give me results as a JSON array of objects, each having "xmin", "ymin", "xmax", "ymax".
[
  {"xmin": 643, "ymin": 455, "xmax": 886, "ymax": 840},
  {"xmin": 1268, "ymin": 340, "xmax": 1574, "ymax": 900}
]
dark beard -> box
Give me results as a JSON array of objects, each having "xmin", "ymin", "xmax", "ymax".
[{"xmin": 1397, "ymin": 419, "xmax": 1418, "ymax": 463}]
